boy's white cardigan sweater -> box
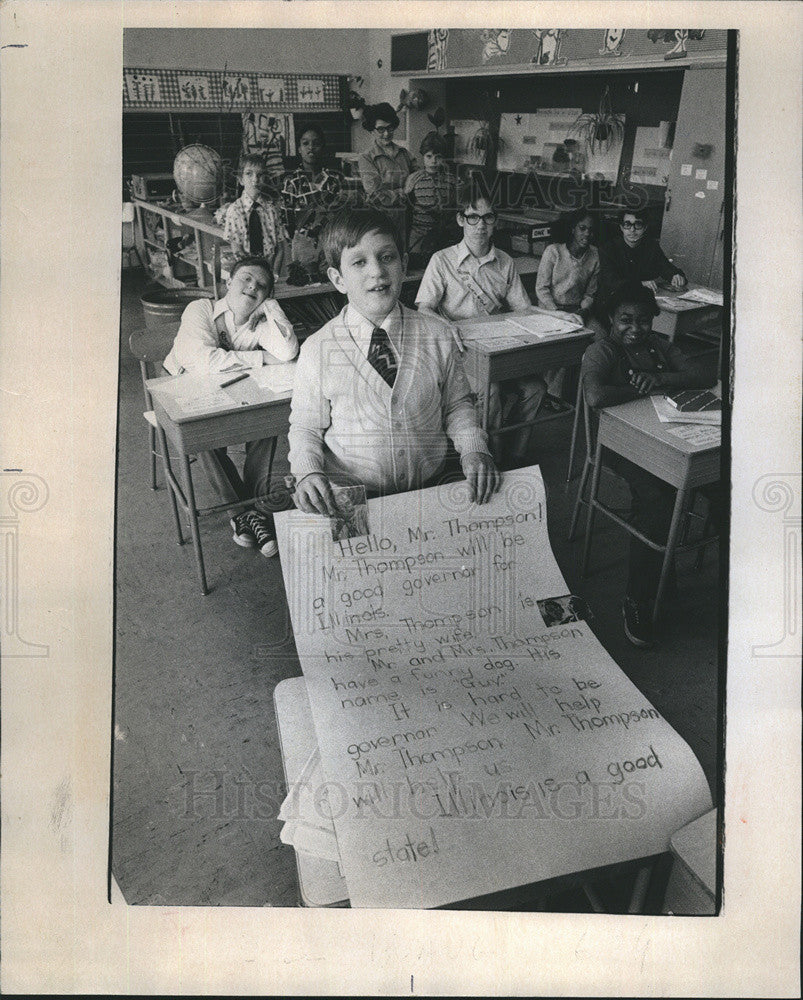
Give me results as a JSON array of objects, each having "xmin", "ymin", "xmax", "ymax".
[{"xmin": 288, "ymin": 304, "xmax": 490, "ymax": 495}]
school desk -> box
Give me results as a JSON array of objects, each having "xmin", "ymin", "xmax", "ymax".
[
  {"xmin": 652, "ymin": 285, "xmax": 723, "ymax": 343},
  {"xmin": 273, "ymin": 675, "xmax": 662, "ymax": 911},
  {"xmin": 457, "ymin": 311, "xmax": 593, "ymax": 441},
  {"xmin": 146, "ymin": 373, "xmax": 293, "ymax": 595},
  {"xmin": 581, "ymin": 396, "xmax": 721, "ymax": 624}
]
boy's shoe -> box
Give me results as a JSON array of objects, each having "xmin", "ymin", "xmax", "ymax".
[
  {"xmin": 622, "ymin": 597, "xmax": 654, "ymax": 648},
  {"xmin": 243, "ymin": 510, "xmax": 279, "ymax": 558},
  {"xmin": 231, "ymin": 511, "xmax": 257, "ymax": 548}
]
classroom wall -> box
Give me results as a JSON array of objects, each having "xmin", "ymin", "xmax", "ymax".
[{"xmin": 123, "ymin": 28, "xmax": 371, "ymax": 76}]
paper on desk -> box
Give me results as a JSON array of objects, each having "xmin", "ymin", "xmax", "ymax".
[
  {"xmin": 506, "ymin": 312, "xmax": 584, "ymax": 338},
  {"xmin": 274, "ymin": 467, "xmax": 713, "ymax": 909},
  {"xmin": 664, "ymin": 423, "xmax": 721, "ymax": 447},
  {"xmin": 249, "ymin": 362, "xmax": 297, "ymax": 394},
  {"xmin": 678, "ymin": 287, "xmax": 724, "ymax": 306},
  {"xmin": 280, "ymin": 820, "xmax": 342, "ymax": 863},
  {"xmin": 652, "ymin": 395, "xmax": 721, "ymax": 426}
]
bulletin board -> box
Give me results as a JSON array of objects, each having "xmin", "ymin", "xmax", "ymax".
[
  {"xmin": 123, "ymin": 68, "xmax": 346, "ymax": 111},
  {"xmin": 629, "ymin": 125, "xmax": 672, "ymax": 186},
  {"xmin": 497, "ymin": 108, "xmax": 624, "ymax": 182}
]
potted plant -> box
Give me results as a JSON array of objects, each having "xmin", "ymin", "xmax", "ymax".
[{"xmin": 570, "ymin": 85, "xmax": 625, "ymax": 153}]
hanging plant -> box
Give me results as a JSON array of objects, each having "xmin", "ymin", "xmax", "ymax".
[
  {"xmin": 570, "ymin": 85, "xmax": 625, "ymax": 154},
  {"xmin": 468, "ymin": 94, "xmax": 504, "ymax": 166}
]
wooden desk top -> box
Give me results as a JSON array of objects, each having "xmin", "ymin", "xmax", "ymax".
[
  {"xmin": 457, "ymin": 310, "xmax": 592, "ymax": 357},
  {"xmin": 601, "ymin": 397, "xmax": 721, "ymax": 457},
  {"xmin": 147, "ymin": 371, "xmax": 292, "ymax": 426}
]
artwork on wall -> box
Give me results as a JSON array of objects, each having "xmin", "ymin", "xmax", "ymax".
[
  {"xmin": 647, "ymin": 29, "xmax": 707, "ymax": 61},
  {"xmin": 531, "ymin": 29, "xmax": 567, "ymax": 66},
  {"xmin": 600, "ymin": 29, "xmax": 626, "ymax": 56},
  {"xmin": 123, "ymin": 68, "xmax": 342, "ymax": 110},
  {"xmin": 480, "ymin": 29, "xmax": 512, "ymax": 64},
  {"xmin": 241, "ymin": 112, "xmax": 295, "ymax": 177},
  {"xmin": 427, "ymin": 29, "xmax": 449, "ymax": 71}
]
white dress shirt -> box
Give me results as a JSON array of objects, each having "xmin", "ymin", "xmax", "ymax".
[{"xmin": 164, "ymin": 295, "xmax": 299, "ymax": 375}]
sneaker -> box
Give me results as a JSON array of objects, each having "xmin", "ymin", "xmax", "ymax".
[
  {"xmin": 231, "ymin": 511, "xmax": 257, "ymax": 548},
  {"xmin": 622, "ymin": 597, "xmax": 654, "ymax": 648},
  {"xmin": 243, "ymin": 510, "xmax": 278, "ymax": 558}
]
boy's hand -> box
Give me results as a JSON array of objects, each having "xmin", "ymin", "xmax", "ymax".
[
  {"xmin": 294, "ymin": 473, "xmax": 337, "ymax": 517},
  {"xmin": 671, "ymin": 273, "xmax": 687, "ymax": 290},
  {"xmin": 628, "ymin": 371, "xmax": 663, "ymax": 395},
  {"xmin": 461, "ymin": 452, "xmax": 501, "ymax": 505},
  {"xmin": 642, "ymin": 279, "xmax": 659, "ymax": 293}
]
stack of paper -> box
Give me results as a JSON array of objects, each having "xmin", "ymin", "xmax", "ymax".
[
  {"xmin": 278, "ymin": 748, "xmax": 342, "ymax": 863},
  {"xmin": 652, "ymin": 394, "xmax": 722, "ymax": 426}
]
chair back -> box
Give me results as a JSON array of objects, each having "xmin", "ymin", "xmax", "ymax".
[{"xmin": 128, "ymin": 326, "xmax": 175, "ymax": 374}]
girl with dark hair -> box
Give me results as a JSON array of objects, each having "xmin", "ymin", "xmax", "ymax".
[
  {"xmin": 536, "ymin": 209, "xmax": 600, "ymax": 324},
  {"xmin": 357, "ymin": 102, "xmax": 415, "ymax": 247},
  {"xmin": 281, "ymin": 124, "xmax": 348, "ymax": 282}
]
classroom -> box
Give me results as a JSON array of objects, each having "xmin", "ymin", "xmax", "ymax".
[{"xmin": 115, "ymin": 27, "xmax": 731, "ymax": 912}]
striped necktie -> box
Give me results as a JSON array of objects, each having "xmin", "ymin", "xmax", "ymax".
[{"xmin": 367, "ymin": 326, "xmax": 397, "ymax": 388}]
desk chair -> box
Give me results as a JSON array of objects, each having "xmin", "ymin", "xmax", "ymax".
[{"xmin": 128, "ymin": 325, "xmax": 180, "ymax": 490}]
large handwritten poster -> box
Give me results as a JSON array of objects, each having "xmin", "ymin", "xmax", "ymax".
[{"xmin": 274, "ymin": 467, "xmax": 711, "ymax": 908}]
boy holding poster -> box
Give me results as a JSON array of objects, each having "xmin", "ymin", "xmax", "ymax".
[{"xmin": 288, "ymin": 208, "xmax": 500, "ymax": 515}]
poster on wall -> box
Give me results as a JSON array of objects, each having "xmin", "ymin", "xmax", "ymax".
[
  {"xmin": 451, "ymin": 119, "xmax": 484, "ymax": 165},
  {"xmin": 241, "ymin": 112, "xmax": 295, "ymax": 176}
]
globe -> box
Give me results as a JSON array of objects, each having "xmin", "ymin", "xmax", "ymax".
[{"xmin": 173, "ymin": 144, "xmax": 224, "ymax": 209}]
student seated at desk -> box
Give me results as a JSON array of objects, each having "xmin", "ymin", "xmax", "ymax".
[
  {"xmin": 581, "ymin": 281, "xmax": 715, "ymax": 648},
  {"xmin": 535, "ymin": 208, "xmax": 602, "ymax": 404},
  {"xmin": 415, "ymin": 185, "xmax": 545, "ymax": 466},
  {"xmin": 403, "ymin": 131, "xmax": 457, "ymax": 270},
  {"xmin": 164, "ymin": 256, "xmax": 299, "ymax": 557},
  {"xmin": 223, "ymin": 154, "xmax": 286, "ymax": 271},
  {"xmin": 598, "ymin": 208, "xmax": 687, "ymax": 318},
  {"xmin": 288, "ymin": 208, "xmax": 500, "ymax": 516}
]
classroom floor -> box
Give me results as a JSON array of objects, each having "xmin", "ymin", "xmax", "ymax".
[{"xmin": 112, "ymin": 267, "xmax": 723, "ymax": 910}]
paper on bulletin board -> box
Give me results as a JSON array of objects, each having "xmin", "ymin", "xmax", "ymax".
[
  {"xmin": 630, "ymin": 126, "xmax": 672, "ymax": 186},
  {"xmin": 274, "ymin": 467, "xmax": 712, "ymax": 909}
]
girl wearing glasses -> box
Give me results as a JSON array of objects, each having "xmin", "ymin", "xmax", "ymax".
[
  {"xmin": 357, "ymin": 103, "xmax": 415, "ymax": 247},
  {"xmin": 598, "ymin": 208, "xmax": 687, "ymax": 315}
]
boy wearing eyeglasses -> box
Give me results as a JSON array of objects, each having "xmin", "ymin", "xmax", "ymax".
[
  {"xmin": 415, "ymin": 186, "xmax": 544, "ymax": 466},
  {"xmin": 598, "ymin": 208, "xmax": 687, "ymax": 315}
]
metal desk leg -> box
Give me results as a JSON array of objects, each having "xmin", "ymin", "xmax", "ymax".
[
  {"xmin": 156, "ymin": 424, "xmax": 184, "ymax": 546},
  {"xmin": 178, "ymin": 450, "xmax": 209, "ymax": 595},
  {"xmin": 653, "ymin": 486, "xmax": 689, "ymax": 624},
  {"xmin": 580, "ymin": 437, "xmax": 604, "ymax": 578}
]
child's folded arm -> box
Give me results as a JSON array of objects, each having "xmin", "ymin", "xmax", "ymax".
[
  {"xmin": 535, "ymin": 246, "xmax": 559, "ymax": 310},
  {"xmin": 170, "ymin": 301, "xmax": 262, "ymax": 372},
  {"xmin": 253, "ymin": 301, "xmax": 299, "ymax": 362},
  {"xmin": 581, "ymin": 341, "xmax": 639, "ymax": 410}
]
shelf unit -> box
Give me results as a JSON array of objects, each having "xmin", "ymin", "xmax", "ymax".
[{"xmin": 133, "ymin": 197, "xmax": 227, "ymax": 295}]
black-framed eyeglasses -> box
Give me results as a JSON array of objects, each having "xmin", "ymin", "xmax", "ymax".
[
  {"xmin": 462, "ymin": 212, "xmax": 497, "ymax": 226},
  {"xmin": 621, "ymin": 220, "xmax": 646, "ymax": 231},
  {"xmin": 374, "ymin": 125, "xmax": 396, "ymax": 135}
]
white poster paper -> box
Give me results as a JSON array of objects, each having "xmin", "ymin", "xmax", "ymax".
[{"xmin": 274, "ymin": 468, "xmax": 712, "ymax": 908}]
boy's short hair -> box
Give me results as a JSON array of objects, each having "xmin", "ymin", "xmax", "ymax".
[
  {"xmin": 229, "ymin": 255, "xmax": 275, "ymax": 294},
  {"xmin": 607, "ymin": 279, "xmax": 660, "ymax": 318},
  {"xmin": 620, "ymin": 206, "xmax": 650, "ymax": 225},
  {"xmin": 239, "ymin": 152, "xmax": 266, "ymax": 175},
  {"xmin": 320, "ymin": 208, "xmax": 403, "ymax": 270},
  {"xmin": 419, "ymin": 131, "xmax": 447, "ymax": 157},
  {"xmin": 456, "ymin": 181, "xmax": 494, "ymax": 215}
]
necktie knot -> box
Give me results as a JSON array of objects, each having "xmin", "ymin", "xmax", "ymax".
[{"xmin": 367, "ymin": 326, "xmax": 397, "ymax": 388}]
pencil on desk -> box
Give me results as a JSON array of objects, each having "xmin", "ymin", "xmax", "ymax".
[{"xmin": 220, "ymin": 371, "xmax": 249, "ymax": 388}]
